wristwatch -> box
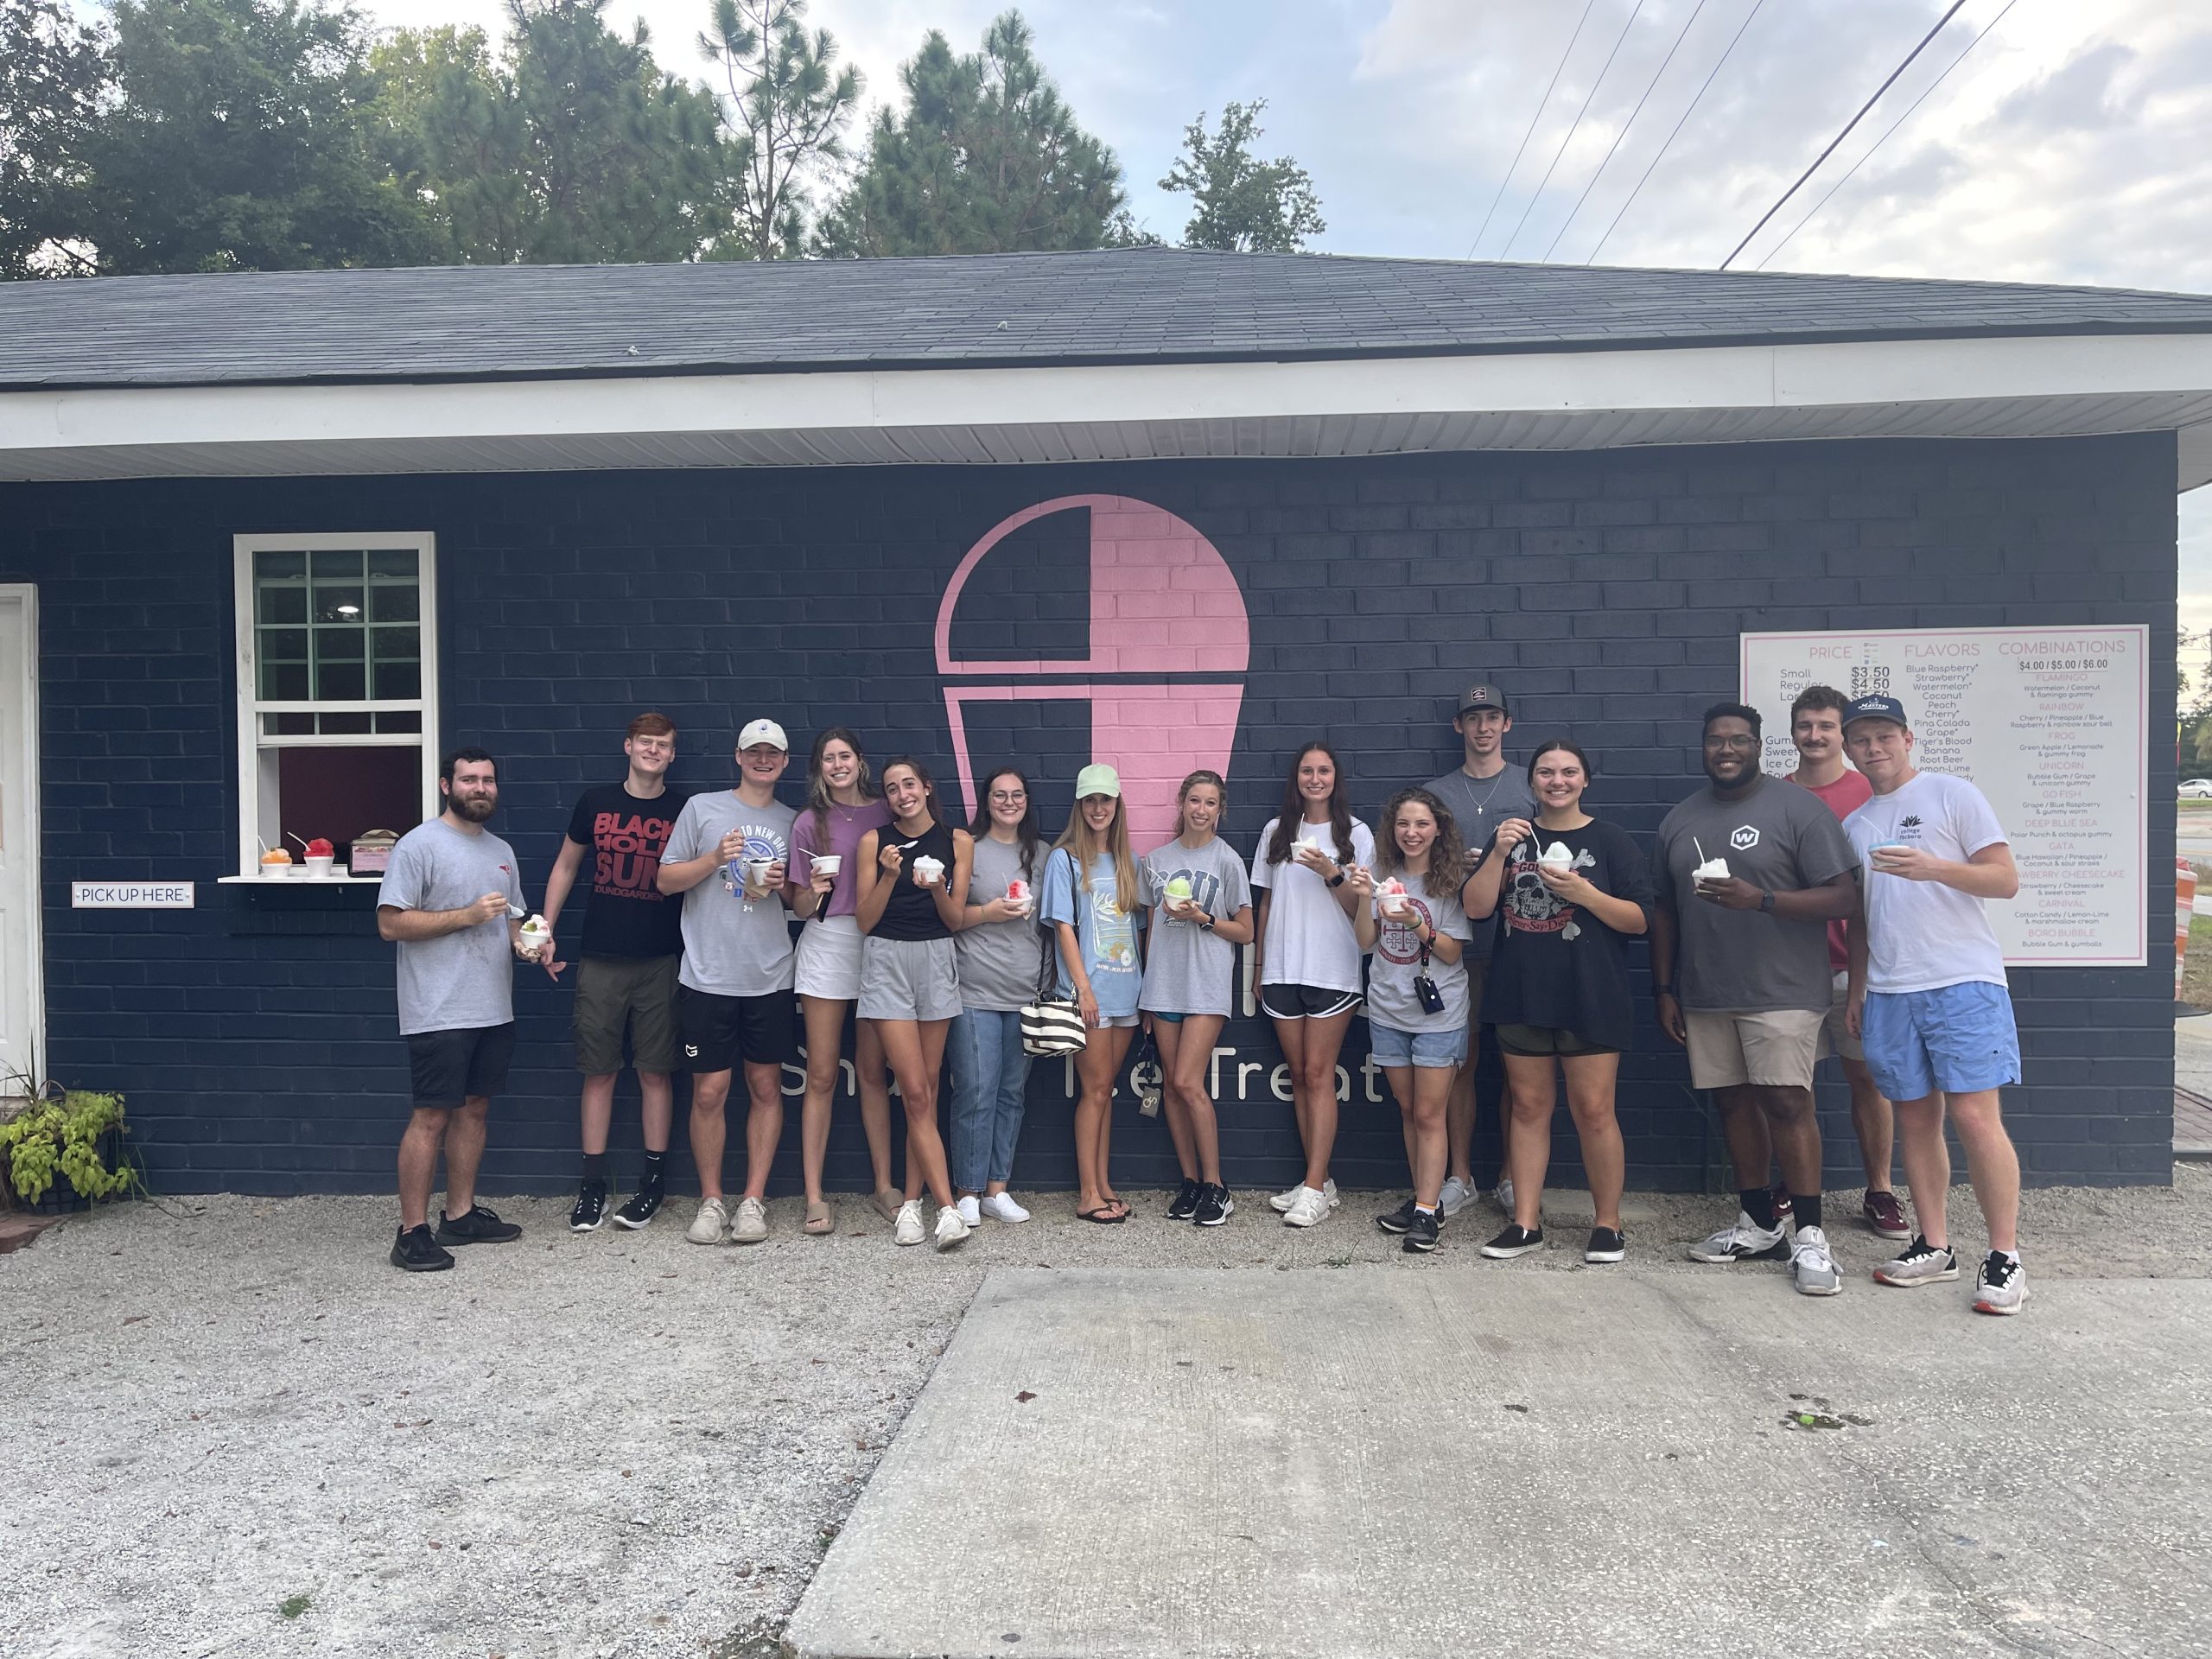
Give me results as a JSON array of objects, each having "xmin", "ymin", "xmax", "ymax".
[
  {"xmin": 1325, "ymin": 872, "xmax": 1346, "ymax": 888},
  {"xmin": 1197, "ymin": 912, "xmax": 1216, "ymax": 931},
  {"xmin": 1758, "ymin": 889, "xmax": 1775, "ymax": 912}
]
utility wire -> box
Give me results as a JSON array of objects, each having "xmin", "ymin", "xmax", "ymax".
[
  {"xmin": 1541, "ymin": 0, "xmax": 1712, "ymax": 263},
  {"xmin": 1719, "ymin": 0, "xmax": 1970, "ymax": 269},
  {"xmin": 1756, "ymin": 0, "xmax": 2021, "ymax": 270},
  {"xmin": 1586, "ymin": 0, "xmax": 1768, "ymax": 265},
  {"xmin": 1469, "ymin": 0, "xmax": 1599, "ymax": 259},
  {"xmin": 1501, "ymin": 0, "xmax": 1648, "ymax": 261}
]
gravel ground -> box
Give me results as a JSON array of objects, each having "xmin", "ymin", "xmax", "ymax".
[{"xmin": 8, "ymin": 1165, "xmax": 2208, "ymax": 1658}]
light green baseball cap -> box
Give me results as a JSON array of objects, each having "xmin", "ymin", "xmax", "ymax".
[{"xmin": 1074, "ymin": 763, "xmax": 1122, "ymax": 799}]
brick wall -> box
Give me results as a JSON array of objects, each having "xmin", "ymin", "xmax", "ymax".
[{"xmin": 0, "ymin": 433, "xmax": 2179, "ymax": 1197}]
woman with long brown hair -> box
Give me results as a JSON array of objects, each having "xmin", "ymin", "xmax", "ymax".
[
  {"xmin": 1249, "ymin": 742, "xmax": 1374, "ymax": 1230},
  {"xmin": 1042, "ymin": 763, "xmax": 1146, "ymax": 1223}
]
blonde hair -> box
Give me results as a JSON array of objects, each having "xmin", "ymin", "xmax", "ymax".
[{"xmin": 1052, "ymin": 787, "xmax": 1141, "ymax": 914}]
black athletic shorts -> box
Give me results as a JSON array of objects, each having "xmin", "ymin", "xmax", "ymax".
[
  {"xmin": 406, "ymin": 1022, "xmax": 517, "ymax": 1109},
  {"xmin": 1259, "ymin": 982, "xmax": 1362, "ymax": 1020},
  {"xmin": 677, "ymin": 984, "xmax": 802, "ymax": 1073}
]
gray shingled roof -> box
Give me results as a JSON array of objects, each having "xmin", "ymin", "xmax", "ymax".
[{"xmin": 4, "ymin": 247, "xmax": 2212, "ymax": 391}]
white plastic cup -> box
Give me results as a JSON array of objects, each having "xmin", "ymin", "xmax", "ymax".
[
  {"xmin": 912, "ymin": 855, "xmax": 945, "ymax": 887},
  {"xmin": 305, "ymin": 855, "xmax": 334, "ymax": 879},
  {"xmin": 812, "ymin": 854, "xmax": 842, "ymax": 879}
]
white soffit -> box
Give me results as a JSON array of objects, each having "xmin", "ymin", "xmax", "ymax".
[{"xmin": 4, "ymin": 332, "xmax": 2212, "ymax": 485}]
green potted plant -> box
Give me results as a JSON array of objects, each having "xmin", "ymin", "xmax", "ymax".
[{"xmin": 1, "ymin": 1078, "xmax": 136, "ymax": 1214}]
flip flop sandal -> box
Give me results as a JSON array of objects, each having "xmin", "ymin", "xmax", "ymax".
[
  {"xmin": 1076, "ymin": 1206, "xmax": 1127, "ymax": 1224},
  {"xmin": 803, "ymin": 1201, "xmax": 834, "ymax": 1236}
]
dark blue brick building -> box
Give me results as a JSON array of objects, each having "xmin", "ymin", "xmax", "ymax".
[{"xmin": 0, "ymin": 251, "xmax": 2200, "ymax": 1196}]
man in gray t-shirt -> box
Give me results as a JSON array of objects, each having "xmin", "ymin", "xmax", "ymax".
[
  {"xmin": 1650, "ymin": 703, "xmax": 1857, "ymax": 1298},
  {"xmin": 1424, "ymin": 683, "xmax": 1539, "ymax": 1220},
  {"xmin": 377, "ymin": 748, "xmax": 530, "ymax": 1273}
]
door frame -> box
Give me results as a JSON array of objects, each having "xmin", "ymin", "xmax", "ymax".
[{"xmin": 0, "ymin": 584, "xmax": 45, "ymax": 1090}]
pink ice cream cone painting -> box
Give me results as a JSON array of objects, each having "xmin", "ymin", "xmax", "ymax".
[{"xmin": 936, "ymin": 494, "xmax": 1250, "ymax": 846}]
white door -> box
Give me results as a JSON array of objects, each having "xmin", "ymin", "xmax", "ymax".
[{"xmin": 0, "ymin": 587, "xmax": 43, "ymax": 1090}]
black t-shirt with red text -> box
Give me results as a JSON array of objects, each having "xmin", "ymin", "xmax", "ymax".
[{"xmin": 563, "ymin": 783, "xmax": 684, "ymax": 959}]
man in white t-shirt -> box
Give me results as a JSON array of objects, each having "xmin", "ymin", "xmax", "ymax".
[{"xmin": 1839, "ymin": 696, "xmax": 2028, "ymax": 1316}]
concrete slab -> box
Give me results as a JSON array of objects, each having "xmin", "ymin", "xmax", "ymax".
[{"xmin": 789, "ymin": 1267, "xmax": 2212, "ymax": 1659}]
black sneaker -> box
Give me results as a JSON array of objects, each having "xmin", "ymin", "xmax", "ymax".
[
  {"xmin": 612, "ymin": 1177, "xmax": 664, "ymax": 1230},
  {"xmin": 570, "ymin": 1180, "xmax": 609, "ymax": 1233},
  {"xmin": 1770, "ymin": 1179, "xmax": 1794, "ymax": 1226},
  {"xmin": 1480, "ymin": 1223, "xmax": 1546, "ymax": 1259},
  {"xmin": 1375, "ymin": 1198, "xmax": 1419, "ymax": 1236},
  {"xmin": 435, "ymin": 1203, "xmax": 523, "ymax": 1246},
  {"xmin": 1402, "ymin": 1210, "xmax": 1440, "ymax": 1254},
  {"xmin": 391, "ymin": 1224, "xmax": 454, "ymax": 1273},
  {"xmin": 1584, "ymin": 1226, "xmax": 1627, "ymax": 1263},
  {"xmin": 1193, "ymin": 1184, "xmax": 1234, "ymax": 1227},
  {"xmin": 1166, "ymin": 1178, "xmax": 1204, "ymax": 1221}
]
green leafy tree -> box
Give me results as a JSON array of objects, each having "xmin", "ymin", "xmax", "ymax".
[
  {"xmin": 816, "ymin": 10, "xmax": 1134, "ymax": 257},
  {"xmin": 0, "ymin": 0, "xmax": 111, "ymax": 278},
  {"xmin": 699, "ymin": 0, "xmax": 861, "ymax": 260},
  {"xmin": 74, "ymin": 0, "xmax": 439, "ymax": 274},
  {"xmin": 1160, "ymin": 99, "xmax": 1323, "ymax": 254},
  {"xmin": 376, "ymin": 1, "xmax": 729, "ymax": 265}
]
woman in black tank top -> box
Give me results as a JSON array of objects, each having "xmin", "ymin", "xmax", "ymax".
[{"xmin": 855, "ymin": 759, "xmax": 974, "ymax": 1249}]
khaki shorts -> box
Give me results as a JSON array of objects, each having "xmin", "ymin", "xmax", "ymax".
[
  {"xmin": 1684, "ymin": 1007, "xmax": 1823, "ymax": 1090},
  {"xmin": 572, "ymin": 955, "xmax": 680, "ymax": 1076},
  {"xmin": 1816, "ymin": 969, "xmax": 1865, "ymax": 1064}
]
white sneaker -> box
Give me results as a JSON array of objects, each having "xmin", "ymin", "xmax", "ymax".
[
  {"xmin": 893, "ymin": 1199, "xmax": 925, "ymax": 1246},
  {"xmin": 1493, "ymin": 1177, "xmax": 1516, "ymax": 1214},
  {"xmin": 1688, "ymin": 1210, "xmax": 1790, "ymax": 1263},
  {"xmin": 1438, "ymin": 1175, "xmax": 1474, "ymax": 1218},
  {"xmin": 1281, "ymin": 1185, "xmax": 1330, "ymax": 1228},
  {"xmin": 1268, "ymin": 1177, "xmax": 1338, "ymax": 1214},
  {"xmin": 934, "ymin": 1205, "xmax": 972, "ymax": 1250},
  {"xmin": 1790, "ymin": 1225, "xmax": 1842, "ymax": 1296},
  {"xmin": 1972, "ymin": 1252, "xmax": 2029, "ymax": 1315},
  {"xmin": 956, "ymin": 1195, "xmax": 982, "ymax": 1227},
  {"xmin": 980, "ymin": 1192, "xmax": 1031, "ymax": 1224},
  {"xmin": 730, "ymin": 1195, "xmax": 768, "ymax": 1243},
  {"xmin": 686, "ymin": 1196, "xmax": 730, "ymax": 1245}
]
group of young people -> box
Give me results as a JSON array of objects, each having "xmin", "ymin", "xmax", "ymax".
[{"xmin": 376, "ymin": 682, "xmax": 2031, "ymax": 1316}]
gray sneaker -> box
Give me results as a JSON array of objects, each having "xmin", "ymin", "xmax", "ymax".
[
  {"xmin": 731, "ymin": 1195, "xmax": 768, "ymax": 1243},
  {"xmin": 1790, "ymin": 1224, "xmax": 1842, "ymax": 1296},
  {"xmin": 1873, "ymin": 1235, "xmax": 1959, "ymax": 1288},
  {"xmin": 1438, "ymin": 1175, "xmax": 1475, "ymax": 1219},
  {"xmin": 1688, "ymin": 1210, "xmax": 1790, "ymax": 1263},
  {"xmin": 685, "ymin": 1196, "xmax": 730, "ymax": 1245},
  {"xmin": 1972, "ymin": 1252, "xmax": 2029, "ymax": 1316}
]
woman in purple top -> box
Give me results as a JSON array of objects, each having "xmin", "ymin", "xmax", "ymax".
[{"xmin": 791, "ymin": 728, "xmax": 898, "ymax": 1235}]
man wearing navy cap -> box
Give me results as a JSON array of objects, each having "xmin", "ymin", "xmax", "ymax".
[{"xmin": 1839, "ymin": 696, "xmax": 2029, "ymax": 1316}]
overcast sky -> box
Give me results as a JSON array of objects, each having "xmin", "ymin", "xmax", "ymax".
[{"xmin": 327, "ymin": 0, "xmax": 2212, "ymax": 662}]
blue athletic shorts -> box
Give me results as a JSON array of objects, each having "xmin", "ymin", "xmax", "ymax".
[
  {"xmin": 1368, "ymin": 1021, "xmax": 1468, "ymax": 1071},
  {"xmin": 1860, "ymin": 982, "xmax": 2020, "ymax": 1102}
]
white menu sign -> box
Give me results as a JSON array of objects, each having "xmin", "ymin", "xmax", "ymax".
[{"xmin": 1740, "ymin": 625, "xmax": 2148, "ymax": 967}]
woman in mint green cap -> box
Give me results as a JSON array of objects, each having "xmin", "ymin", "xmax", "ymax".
[{"xmin": 1042, "ymin": 762, "xmax": 1147, "ymax": 1222}]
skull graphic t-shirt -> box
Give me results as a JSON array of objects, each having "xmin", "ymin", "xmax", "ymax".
[{"xmin": 1476, "ymin": 817, "xmax": 1654, "ymax": 1053}]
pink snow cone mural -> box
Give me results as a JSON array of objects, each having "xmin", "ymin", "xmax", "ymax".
[{"xmin": 936, "ymin": 494, "xmax": 1249, "ymax": 846}]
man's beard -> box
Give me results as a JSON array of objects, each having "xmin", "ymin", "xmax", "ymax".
[{"xmin": 453, "ymin": 793, "xmax": 496, "ymax": 822}]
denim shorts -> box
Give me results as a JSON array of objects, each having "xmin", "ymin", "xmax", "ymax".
[
  {"xmin": 1861, "ymin": 981, "xmax": 2021, "ymax": 1102},
  {"xmin": 1368, "ymin": 1021, "xmax": 1467, "ymax": 1070}
]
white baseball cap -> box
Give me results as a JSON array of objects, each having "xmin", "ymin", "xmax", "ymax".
[{"xmin": 738, "ymin": 718, "xmax": 788, "ymax": 752}]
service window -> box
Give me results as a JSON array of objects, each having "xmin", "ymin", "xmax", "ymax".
[{"xmin": 233, "ymin": 534, "xmax": 439, "ymax": 875}]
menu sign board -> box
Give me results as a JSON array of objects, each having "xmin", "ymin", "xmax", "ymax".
[{"xmin": 1740, "ymin": 626, "xmax": 2148, "ymax": 967}]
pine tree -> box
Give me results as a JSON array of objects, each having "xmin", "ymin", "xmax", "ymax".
[
  {"xmin": 816, "ymin": 10, "xmax": 1134, "ymax": 258},
  {"xmin": 699, "ymin": 0, "xmax": 861, "ymax": 261},
  {"xmin": 1160, "ymin": 100, "xmax": 1324, "ymax": 254}
]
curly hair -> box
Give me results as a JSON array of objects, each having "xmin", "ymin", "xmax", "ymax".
[{"xmin": 1373, "ymin": 786, "xmax": 1468, "ymax": 892}]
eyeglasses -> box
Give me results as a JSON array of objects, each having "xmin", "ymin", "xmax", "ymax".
[
  {"xmin": 989, "ymin": 790, "xmax": 1027, "ymax": 803},
  {"xmin": 1701, "ymin": 735, "xmax": 1759, "ymax": 753}
]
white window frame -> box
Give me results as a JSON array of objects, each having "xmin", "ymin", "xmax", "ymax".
[{"xmin": 232, "ymin": 532, "xmax": 440, "ymax": 877}]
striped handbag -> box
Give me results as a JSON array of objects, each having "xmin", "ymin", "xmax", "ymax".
[{"xmin": 1020, "ymin": 859, "xmax": 1088, "ymax": 1056}]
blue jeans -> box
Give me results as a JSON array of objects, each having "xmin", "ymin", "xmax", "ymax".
[{"xmin": 948, "ymin": 1008, "xmax": 1033, "ymax": 1190}]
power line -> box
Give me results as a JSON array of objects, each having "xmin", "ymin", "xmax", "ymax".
[
  {"xmin": 1541, "ymin": 0, "xmax": 1713, "ymax": 263},
  {"xmin": 1501, "ymin": 0, "xmax": 1648, "ymax": 261},
  {"xmin": 1757, "ymin": 0, "xmax": 2022, "ymax": 270},
  {"xmin": 1469, "ymin": 0, "xmax": 1599, "ymax": 259},
  {"xmin": 1586, "ymin": 0, "xmax": 1769, "ymax": 265},
  {"xmin": 1719, "ymin": 0, "xmax": 1970, "ymax": 269}
]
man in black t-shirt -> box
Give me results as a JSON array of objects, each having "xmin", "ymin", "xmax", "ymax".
[{"xmin": 541, "ymin": 713, "xmax": 687, "ymax": 1232}]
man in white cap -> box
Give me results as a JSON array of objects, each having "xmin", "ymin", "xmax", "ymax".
[
  {"xmin": 658, "ymin": 718, "xmax": 799, "ymax": 1246},
  {"xmin": 1427, "ymin": 683, "xmax": 1537, "ymax": 1218},
  {"xmin": 1840, "ymin": 695, "xmax": 2029, "ymax": 1315}
]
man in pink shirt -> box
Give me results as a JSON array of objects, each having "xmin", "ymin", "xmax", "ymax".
[{"xmin": 1785, "ymin": 684, "xmax": 1907, "ymax": 1242}]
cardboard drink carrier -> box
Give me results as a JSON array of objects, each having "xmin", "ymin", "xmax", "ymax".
[{"xmin": 350, "ymin": 829, "xmax": 401, "ymax": 876}]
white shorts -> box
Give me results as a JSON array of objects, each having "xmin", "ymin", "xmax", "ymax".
[{"xmin": 795, "ymin": 913, "xmax": 863, "ymax": 1001}]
